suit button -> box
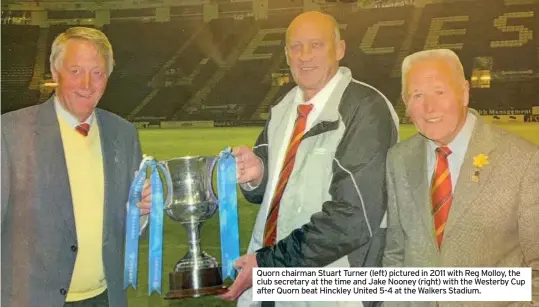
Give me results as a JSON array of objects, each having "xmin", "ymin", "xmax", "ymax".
[
  {"xmin": 70, "ymin": 245, "xmax": 78, "ymax": 252},
  {"xmin": 60, "ymin": 288, "xmax": 67, "ymax": 295}
]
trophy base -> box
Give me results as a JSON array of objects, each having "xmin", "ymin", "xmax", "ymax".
[
  {"xmin": 164, "ymin": 267, "xmax": 228, "ymax": 300},
  {"xmin": 164, "ymin": 285, "xmax": 228, "ymax": 299}
]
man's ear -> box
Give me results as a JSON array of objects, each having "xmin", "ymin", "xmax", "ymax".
[
  {"xmin": 51, "ymin": 66, "xmax": 59, "ymax": 83},
  {"xmin": 402, "ymin": 96, "xmax": 411, "ymax": 117},
  {"xmin": 462, "ymin": 80, "xmax": 470, "ymax": 107},
  {"xmin": 335, "ymin": 40, "xmax": 345, "ymax": 61}
]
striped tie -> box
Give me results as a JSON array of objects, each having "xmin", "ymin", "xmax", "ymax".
[
  {"xmin": 75, "ymin": 123, "xmax": 90, "ymax": 136},
  {"xmin": 263, "ymin": 104, "xmax": 314, "ymax": 247},
  {"xmin": 431, "ymin": 146, "xmax": 452, "ymax": 248}
]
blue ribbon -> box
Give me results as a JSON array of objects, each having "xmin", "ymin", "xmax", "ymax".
[
  {"xmin": 124, "ymin": 150, "xmax": 238, "ymax": 294},
  {"xmin": 217, "ymin": 148, "xmax": 240, "ymax": 281},
  {"xmin": 148, "ymin": 160, "xmax": 167, "ymax": 295},
  {"xmin": 124, "ymin": 158, "xmax": 169, "ymax": 295}
]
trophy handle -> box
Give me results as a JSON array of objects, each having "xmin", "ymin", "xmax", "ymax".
[
  {"xmin": 207, "ymin": 156, "xmax": 219, "ymax": 202},
  {"xmin": 161, "ymin": 161, "xmax": 174, "ymax": 209}
]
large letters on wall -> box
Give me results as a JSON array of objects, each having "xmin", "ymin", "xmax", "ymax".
[
  {"xmin": 360, "ymin": 20, "xmax": 406, "ymax": 54},
  {"xmin": 490, "ymin": 11, "xmax": 534, "ymax": 48},
  {"xmin": 238, "ymin": 8, "xmax": 536, "ymax": 61},
  {"xmin": 239, "ymin": 28, "xmax": 286, "ymax": 61},
  {"xmin": 424, "ymin": 16, "xmax": 469, "ymax": 50}
]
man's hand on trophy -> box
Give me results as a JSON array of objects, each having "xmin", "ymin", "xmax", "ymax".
[
  {"xmin": 232, "ymin": 146, "xmax": 263, "ymax": 186},
  {"xmin": 218, "ymin": 253, "xmax": 258, "ymax": 301}
]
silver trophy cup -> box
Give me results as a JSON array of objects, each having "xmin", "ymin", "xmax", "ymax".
[{"xmin": 161, "ymin": 156, "xmax": 228, "ymax": 299}]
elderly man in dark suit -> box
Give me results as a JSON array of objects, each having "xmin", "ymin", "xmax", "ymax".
[{"xmin": 1, "ymin": 27, "xmax": 151, "ymax": 307}]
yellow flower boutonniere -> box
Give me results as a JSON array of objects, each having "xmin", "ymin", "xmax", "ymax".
[
  {"xmin": 472, "ymin": 154, "xmax": 489, "ymax": 183},
  {"xmin": 473, "ymin": 154, "xmax": 489, "ymax": 168}
]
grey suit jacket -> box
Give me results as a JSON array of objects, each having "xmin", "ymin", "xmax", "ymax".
[
  {"xmin": 1, "ymin": 96, "xmax": 143, "ymax": 307},
  {"xmin": 382, "ymin": 111, "xmax": 539, "ymax": 307}
]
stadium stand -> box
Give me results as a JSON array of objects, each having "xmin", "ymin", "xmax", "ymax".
[
  {"xmin": 173, "ymin": 18, "xmax": 257, "ymax": 120},
  {"xmin": 1, "ymin": 0, "xmax": 538, "ymax": 122},
  {"xmin": 191, "ymin": 15, "xmax": 292, "ymax": 121},
  {"xmin": 472, "ymin": 79, "xmax": 538, "ymax": 111},
  {"xmin": 1, "ymin": 25, "xmax": 40, "ymax": 113},
  {"xmin": 100, "ymin": 21, "xmax": 197, "ymax": 117}
]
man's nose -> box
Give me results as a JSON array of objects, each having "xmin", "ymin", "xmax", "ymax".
[
  {"xmin": 423, "ymin": 96, "xmax": 434, "ymax": 112},
  {"xmin": 80, "ymin": 73, "xmax": 91, "ymax": 89},
  {"xmin": 299, "ymin": 45, "xmax": 313, "ymax": 62}
]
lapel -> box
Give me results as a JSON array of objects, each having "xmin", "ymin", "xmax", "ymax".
[
  {"xmin": 95, "ymin": 109, "xmax": 120, "ymax": 245},
  {"xmin": 405, "ymin": 136, "xmax": 439, "ymax": 249},
  {"xmin": 308, "ymin": 66, "xmax": 352, "ymax": 132},
  {"xmin": 294, "ymin": 67, "xmax": 352, "ymax": 169},
  {"xmin": 35, "ymin": 97, "xmax": 77, "ymax": 239},
  {"xmin": 35, "ymin": 99, "xmax": 120, "ymax": 244},
  {"xmin": 268, "ymin": 88, "xmax": 297, "ymax": 169},
  {"xmin": 444, "ymin": 116, "xmax": 498, "ymax": 236}
]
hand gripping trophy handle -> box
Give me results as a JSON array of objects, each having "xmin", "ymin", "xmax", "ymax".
[{"xmin": 162, "ymin": 156, "xmax": 228, "ymax": 299}]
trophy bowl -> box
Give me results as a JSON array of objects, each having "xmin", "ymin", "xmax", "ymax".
[{"xmin": 162, "ymin": 156, "xmax": 228, "ymax": 299}]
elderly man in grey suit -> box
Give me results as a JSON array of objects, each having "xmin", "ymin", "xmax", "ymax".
[
  {"xmin": 382, "ymin": 48, "xmax": 539, "ymax": 307},
  {"xmin": 1, "ymin": 27, "xmax": 151, "ymax": 307}
]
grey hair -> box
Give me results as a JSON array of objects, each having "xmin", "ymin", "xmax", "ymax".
[
  {"xmin": 401, "ymin": 48, "xmax": 465, "ymax": 100},
  {"xmin": 50, "ymin": 27, "xmax": 114, "ymax": 76}
]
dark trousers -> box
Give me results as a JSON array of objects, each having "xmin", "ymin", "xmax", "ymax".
[{"xmin": 63, "ymin": 290, "xmax": 108, "ymax": 307}]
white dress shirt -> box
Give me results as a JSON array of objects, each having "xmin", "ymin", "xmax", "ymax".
[
  {"xmin": 426, "ymin": 111, "xmax": 477, "ymax": 191},
  {"xmin": 54, "ymin": 96, "xmax": 95, "ymax": 129}
]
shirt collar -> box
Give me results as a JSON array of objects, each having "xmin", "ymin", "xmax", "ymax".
[
  {"xmin": 427, "ymin": 110, "xmax": 476, "ymax": 158},
  {"xmin": 54, "ymin": 95, "xmax": 95, "ymax": 129},
  {"xmin": 295, "ymin": 68, "xmax": 343, "ymax": 109}
]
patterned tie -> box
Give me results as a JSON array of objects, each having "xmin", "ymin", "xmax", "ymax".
[
  {"xmin": 75, "ymin": 123, "xmax": 90, "ymax": 137},
  {"xmin": 263, "ymin": 104, "xmax": 314, "ymax": 246},
  {"xmin": 431, "ymin": 146, "xmax": 453, "ymax": 248}
]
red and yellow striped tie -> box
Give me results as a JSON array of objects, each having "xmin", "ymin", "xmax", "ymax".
[
  {"xmin": 431, "ymin": 146, "xmax": 452, "ymax": 248},
  {"xmin": 263, "ymin": 104, "xmax": 314, "ymax": 247}
]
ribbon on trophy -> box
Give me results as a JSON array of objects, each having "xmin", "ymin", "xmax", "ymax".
[
  {"xmin": 216, "ymin": 148, "xmax": 240, "ymax": 281},
  {"xmin": 123, "ymin": 155, "xmax": 170, "ymax": 295},
  {"xmin": 123, "ymin": 149, "xmax": 239, "ymax": 295}
]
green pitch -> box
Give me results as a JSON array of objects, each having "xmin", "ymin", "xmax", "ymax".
[{"xmin": 128, "ymin": 124, "xmax": 538, "ymax": 307}]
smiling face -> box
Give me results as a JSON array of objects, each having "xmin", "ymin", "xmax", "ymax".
[
  {"xmin": 404, "ymin": 57, "xmax": 469, "ymax": 146},
  {"xmin": 285, "ymin": 12, "xmax": 345, "ymax": 101},
  {"xmin": 52, "ymin": 39, "xmax": 108, "ymax": 122}
]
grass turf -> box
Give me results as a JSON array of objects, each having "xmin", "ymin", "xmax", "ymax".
[{"xmin": 129, "ymin": 123, "xmax": 538, "ymax": 307}]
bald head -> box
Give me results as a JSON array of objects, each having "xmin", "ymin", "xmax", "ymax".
[
  {"xmin": 284, "ymin": 11, "xmax": 345, "ymax": 101},
  {"xmin": 286, "ymin": 11, "xmax": 341, "ymax": 45}
]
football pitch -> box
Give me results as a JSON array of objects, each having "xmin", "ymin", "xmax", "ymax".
[{"xmin": 128, "ymin": 123, "xmax": 538, "ymax": 307}]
